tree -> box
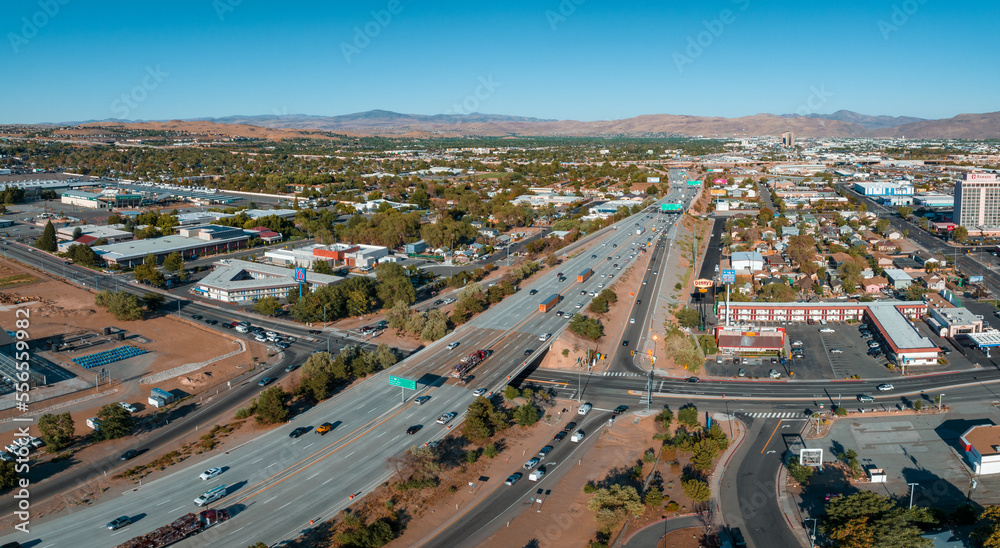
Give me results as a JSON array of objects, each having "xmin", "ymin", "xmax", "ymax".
[
  {"xmin": 786, "ymin": 459, "xmax": 814, "ymax": 484},
  {"xmin": 95, "ymin": 403, "xmax": 135, "ymax": 440},
  {"xmin": 588, "ymin": 296, "xmax": 609, "ymax": 313},
  {"xmin": 133, "ymin": 254, "xmax": 165, "ymax": 287},
  {"xmin": 313, "ymin": 260, "xmax": 334, "ymax": 275},
  {"xmin": 587, "ymin": 484, "xmax": 644, "ymax": 530},
  {"xmin": 72, "ymin": 227, "xmax": 83, "ymax": 240},
  {"xmin": 503, "ymin": 385, "xmax": 520, "ymax": 400},
  {"xmin": 568, "ymin": 314, "xmax": 604, "ymax": 340},
  {"xmin": 644, "ymin": 486, "xmax": 663, "ymax": 507},
  {"xmin": 255, "ymin": 386, "xmax": 290, "ymax": 424},
  {"xmin": 953, "ymin": 225, "xmax": 969, "ymax": 243},
  {"xmin": 903, "ymin": 283, "xmax": 926, "ymax": 302},
  {"xmin": 376, "ymin": 262, "xmax": 416, "ymax": 307},
  {"xmin": 464, "ymin": 396, "xmax": 508, "ymax": 441},
  {"xmin": 974, "ymin": 506, "xmax": 1000, "ymax": 548},
  {"xmin": 420, "ymin": 309, "xmax": 449, "ymax": 341},
  {"xmin": 35, "ymin": 220, "xmax": 57, "ymax": 252},
  {"xmin": 682, "ymin": 478, "xmax": 711, "ymax": 502},
  {"xmin": 254, "ymin": 296, "xmax": 282, "ymax": 316},
  {"xmin": 897, "ymin": 206, "xmax": 912, "ymax": 219},
  {"xmin": 0, "ymin": 461, "xmax": 15, "ymax": 489},
  {"xmin": 65, "ymin": 243, "xmax": 100, "ymax": 267},
  {"xmin": 677, "ymin": 404, "xmax": 700, "ymax": 427},
  {"xmin": 513, "ymin": 402, "xmax": 540, "ymax": 427},
  {"xmin": 163, "ymin": 251, "xmax": 185, "ymax": 274},
  {"xmin": 757, "ymin": 207, "xmax": 774, "ymax": 226},
  {"xmin": 758, "ymin": 282, "xmax": 796, "ymax": 302},
  {"xmin": 141, "ymin": 292, "xmax": 165, "ymax": 311},
  {"xmin": 675, "ymin": 307, "xmax": 700, "ymax": 328},
  {"xmin": 824, "ymin": 491, "xmax": 933, "ymax": 548},
  {"xmin": 95, "ymin": 290, "xmax": 144, "ymax": 321},
  {"xmin": 38, "ymin": 412, "xmax": 74, "ymax": 451}
]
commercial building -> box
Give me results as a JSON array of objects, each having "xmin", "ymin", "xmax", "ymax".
[
  {"xmin": 954, "ymin": 173, "xmax": 1000, "ymax": 228},
  {"xmin": 883, "ymin": 269, "xmax": 913, "ymax": 289},
  {"xmin": 60, "ymin": 189, "xmax": 143, "ymax": 209},
  {"xmin": 511, "ymin": 194, "xmax": 584, "ymax": 208},
  {"xmin": 781, "ymin": 132, "xmax": 795, "ymax": 147},
  {"xmin": 93, "ymin": 225, "xmax": 248, "ymax": 267},
  {"xmin": 56, "ymin": 224, "xmax": 134, "ymax": 243},
  {"xmin": 929, "ymin": 307, "xmax": 983, "ymax": 337},
  {"xmin": 853, "ymin": 182, "xmax": 915, "ymax": 199},
  {"xmin": 731, "ymin": 251, "xmax": 764, "ymax": 272},
  {"xmin": 195, "ymin": 259, "xmax": 343, "ymax": 303},
  {"xmin": 960, "ymin": 425, "xmax": 1000, "ymax": 475},
  {"xmin": 717, "ymin": 301, "xmax": 939, "ymax": 365},
  {"xmin": 714, "ymin": 326, "xmax": 785, "ymax": 355},
  {"xmin": 913, "ymin": 192, "xmax": 954, "ymax": 208},
  {"xmin": 265, "ymin": 243, "xmax": 389, "ymax": 270}
]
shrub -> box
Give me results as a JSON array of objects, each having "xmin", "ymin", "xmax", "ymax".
[
  {"xmin": 643, "ymin": 450, "xmax": 655, "ymax": 463},
  {"xmin": 483, "ymin": 443, "xmax": 499, "ymax": 459},
  {"xmin": 583, "ymin": 482, "xmax": 597, "ymax": 494},
  {"xmin": 465, "ymin": 450, "xmax": 480, "ymax": 464},
  {"xmin": 786, "ymin": 459, "xmax": 814, "ymax": 484},
  {"xmin": 835, "ymin": 407, "xmax": 847, "ymax": 416}
]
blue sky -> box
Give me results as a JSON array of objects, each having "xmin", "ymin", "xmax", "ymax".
[{"xmin": 2, "ymin": 0, "xmax": 996, "ymax": 123}]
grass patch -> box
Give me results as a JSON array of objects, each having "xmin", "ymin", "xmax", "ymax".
[{"xmin": 0, "ymin": 274, "xmax": 39, "ymax": 287}]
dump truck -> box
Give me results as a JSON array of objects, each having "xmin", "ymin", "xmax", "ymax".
[
  {"xmin": 116, "ymin": 508, "xmax": 229, "ymax": 548},
  {"xmin": 452, "ymin": 349, "xmax": 490, "ymax": 378},
  {"xmin": 538, "ymin": 294, "xmax": 560, "ymax": 313},
  {"xmin": 577, "ymin": 269, "xmax": 594, "ymax": 283}
]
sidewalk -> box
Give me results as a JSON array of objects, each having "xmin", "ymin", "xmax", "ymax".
[{"xmin": 777, "ymin": 422, "xmax": 812, "ymax": 547}]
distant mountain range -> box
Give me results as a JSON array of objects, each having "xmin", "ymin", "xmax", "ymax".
[{"xmin": 43, "ymin": 109, "xmax": 1000, "ymax": 140}]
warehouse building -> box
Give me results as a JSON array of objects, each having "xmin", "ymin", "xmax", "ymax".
[
  {"xmin": 930, "ymin": 307, "xmax": 983, "ymax": 337},
  {"xmin": 195, "ymin": 259, "xmax": 343, "ymax": 303},
  {"xmin": 93, "ymin": 225, "xmax": 248, "ymax": 267}
]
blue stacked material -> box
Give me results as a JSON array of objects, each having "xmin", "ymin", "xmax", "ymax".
[{"xmin": 72, "ymin": 345, "xmax": 148, "ymax": 369}]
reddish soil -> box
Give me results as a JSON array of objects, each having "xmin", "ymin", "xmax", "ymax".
[{"xmin": 658, "ymin": 527, "xmax": 706, "ymax": 548}]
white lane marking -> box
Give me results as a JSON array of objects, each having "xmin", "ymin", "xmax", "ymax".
[
  {"xmin": 250, "ymin": 457, "xmax": 263, "ymax": 465},
  {"xmin": 279, "ymin": 501, "xmax": 293, "ymax": 510},
  {"xmin": 264, "ymin": 496, "xmax": 277, "ymax": 504},
  {"xmin": 155, "ymin": 499, "xmax": 171, "ymax": 506},
  {"xmin": 170, "ymin": 505, "xmax": 184, "ymax": 513}
]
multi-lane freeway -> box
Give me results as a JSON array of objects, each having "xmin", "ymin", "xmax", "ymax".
[{"xmin": 0, "ymin": 188, "xmax": 688, "ymax": 547}]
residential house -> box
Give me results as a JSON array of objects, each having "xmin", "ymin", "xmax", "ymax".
[
  {"xmin": 874, "ymin": 240, "xmax": 898, "ymax": 252},
  {"xmin": 871, "ymin": 252, "xmax": 894, "ymax": 268},
  {"xmin": 884, "ymin": 268, "xmax": 913, "ymax": 289},
  {"xmin": 862, "ymin": 276, "xmax": 888, "ymax": 294},
  {"xmin": 886, "ymin": 230, "xmax": 903, "ymax": 240}
]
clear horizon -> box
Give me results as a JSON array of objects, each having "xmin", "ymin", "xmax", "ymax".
[{"xmin": 2, "ymin": 0, "xmax": 997, "ymax": 124}]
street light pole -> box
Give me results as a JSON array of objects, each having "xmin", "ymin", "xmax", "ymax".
[
  {"xmin": 908, "ymin": 482, "xmax": 919, "ymax": 509},
  {"xmin": 804, "ymin": 517, "xmax": 817, "ymax": 546}
]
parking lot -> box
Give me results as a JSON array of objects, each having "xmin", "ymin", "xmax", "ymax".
[{"xmin": 706, "ymin": 318, "xmax": 977, "ymax": 381}]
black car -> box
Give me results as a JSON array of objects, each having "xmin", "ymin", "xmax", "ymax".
[
  {"xmin": 613, "ymin": 405, "xmax": 629, "ymax": 414},
  {"xmin": 191, "ymin": 314, "xmax": 202, "ymax": 320},
  {"xmin": 120, "ymin": 449, "xmax": 137, "ymax": 461},
  {"xmin": 221, "ymin": 323, "xmax": 233, "ymax": 329},
  {"xmin": 308, "ymin": 329, "xmax": 322, "ymax": 334},
  {"xmin": 622, "ymin": 340, "xmax": 629, "ymax": 346},
  {"xmin": 563, "ymin": 421, "xmax": 577, "ymax": 432},
  {"xmin": 524, "ymin": 349, "xmax": 533, "ymax": 355},
  {"xmin": 205, "ymin": 319, "xmax": 217, "ymax": 325},
  {"xmin": 636, "ymin": 299, "xmax": 641, "ymax": 305},
  {"xmin": 553, "ymin": 431, "xmax": 567, "ymax": 442},
  {"xmin": 687, "ymin": 377, "xmax": 700, "ymax": 383},
  {"xmin": 406, "ymin": 425, "xmax": 422, "ymax": 435},
  {"xmin": 529, "ymin": 289, "xmax": 538, "ymax": 295},
  {"xmin": 289, "ymin": 427, "xmax": 309, "ymax": 438}
]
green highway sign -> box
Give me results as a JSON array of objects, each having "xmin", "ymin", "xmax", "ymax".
[{"xmin": 389, "ymin": 375, "xmax": 416, "ymax": 390}]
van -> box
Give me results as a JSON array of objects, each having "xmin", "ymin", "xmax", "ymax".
[
  {"xmin": 578, "ymin": 403, "xmax": 592, "ymax": 415},
  {"xmin": 194, "ymin": 484, "xmax": 227, "ymax": 506},
  {"xmin": 235, "ymin": 325, "xmax": 248, "ymax": 333},
  {"xmin": 86, "ymin": 417, "xmax": 102, "ymax": 431},
  {"xmin": 529, "ymin": 468, "xmax": 546, "ymax": 481},
  {"xmin": 571, "ymin": 429, "xmax": 585, "ymax": 442}
]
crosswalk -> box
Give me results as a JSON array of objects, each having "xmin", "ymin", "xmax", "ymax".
[
  {"xmin": 739, "ymin": 412, "xmax": 806, "ymax": 419},
  {"xmin": 602, "ymin": 371, "xmax": 642, "ymax": 377}
]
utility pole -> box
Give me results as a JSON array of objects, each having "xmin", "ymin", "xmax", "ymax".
[{"xmin": 908, "ymin": 482, "xmax": 919, "ymax": 509}]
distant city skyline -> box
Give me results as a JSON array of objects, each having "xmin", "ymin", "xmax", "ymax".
[{"xmin": 2, "ymin": 1, "xmax": 997, "ymax": 124}]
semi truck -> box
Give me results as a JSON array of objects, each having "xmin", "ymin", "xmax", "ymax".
[
  {"xmin": 116, "ymin": 508, "xmax": 229, "ymax": 548},
  {"xmin": 636, "ymin": 226, "xmax": 645, "ymax": 235},
  {"xmin": 577, "ymin": 268, "xmax": 594, "ymax": 283},
  {"xmin": 451, "ymin": 349, "xmax": 490, "ymax": 378},
  {"xmin": 538, "ymin": 294, "xmax": 560, "ymax": 313}
]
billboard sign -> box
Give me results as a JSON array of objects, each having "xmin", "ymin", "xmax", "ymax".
[
  {"xmin": 970, "ymin": 275, "xmax": 984, "ymax": 283},
  {"xmin": 966, "ymin": 173, "xmax": 999, "ymax": 182},
  {"xmin": 687, "ymin": 180, "xmax": 701, "ymax": 186},
  {"xmin": 722, "ymin": 269, "xmax": 736, "ymax": 284},
  {"xmin": 293, "ymin": 267, "xmax": 307, "ymax": 283},
  {"xmin": 714, "ymin": 178, "xmax": 726, "ymax": 184},
  {"xmin": 693, "ymin": 278, "xmax": 714, "ymax": 289},
  {"xmin": 647, "ymin": 177, "xmax": 660, "ymax": 183}
]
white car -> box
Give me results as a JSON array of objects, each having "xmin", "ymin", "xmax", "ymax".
[
  {"xmin": 436, "ymin": 412, "xmax": 457, "ymax": 425},
  {"xmin": 877, "ymin": 383, "xmax": 894, "ymax": 392},
  {"xmin": 791, "ymin": 340, "xmax": 803, "ymax": 347},
  {"xmin": 819, "ymin": 328, "xmax": 835, "ymax": 333},
  {"xmin": 446, "ymin": 342, "xmax": 460, "ymax": 350},
  {"xmin": 539, "ymin": 333, "xmax": 551, "ymax": 342},
  {"xmin": 199, "ymin": 467, "xmax": 223, "ymax": 480},
  {"xmin": 118, "ymin": 402, "xmax": 137, "ymax": 413},
  {"xmin": 472, "ymin": 388, "xmax": 487, "ymax": 397},
  {"xmin": 829, "ymin": 348, "xmax": 843, "ymax": 354}
]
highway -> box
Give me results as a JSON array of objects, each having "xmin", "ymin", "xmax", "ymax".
[{"xmin": 0, "ymin": 190, "xmax": 687, "ymax": 547}]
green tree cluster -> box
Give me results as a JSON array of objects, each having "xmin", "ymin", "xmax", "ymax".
[
  {"xmin": 681, "ymin": 478, "xmax": 711, "ymax": 502},
  {"xmin": 291, "ymin": 276, "xmax": 380, "ymax": 323},
  {"xmin": 674, "ymin": 307, "xmax": 701, "ymax": 328},
  {"xmin": 823, "ymin": 491, "xmax": 936, "ymax": 548},
  {"xmin": 254, "ymin": 296, "xmax": 282, "ymax": 316},
  {"xmin": 463, "ymin": 396, "xmax": 510, "ymax": 441},
  {"xmin": 298, "ymin": 344, "xmax": 399, "ymax": 401},
  {"xmin": 63, "ymin": 243, "xmax": 101, "ymax": 267},
  {"xmin": 34, "ymin": 221, "xmax": 57, "ymax": 252},
  {"xmin": 133, "ymin": 254, "xmax": 166, "ymax": 286},
  {"xmin": 95, "ymin": 403, "xmax": 135, "ymax": 440},
  {"xmin": 95, "ymin": 290, "xmax": 144, "ymax": 321},
  {"xmin": 587, "ymin": 484, "xmax": 644, "ymax": 531},
  {"xmin": 38, "ymin": 412, "xmax": 75, "ymax": 451},
  {"xmin": 568, "ymin": 314, "xmax": 604, "ymax": 340}
]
